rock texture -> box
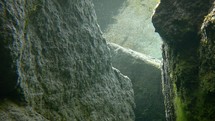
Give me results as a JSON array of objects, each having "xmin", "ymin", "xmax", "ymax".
[
  {"xmin": 93, "ymin": 0, "xmax": 162, "ymax": 59},
  {"xmin": 108, "ymin": 43, "xmax": 165, "ymax": 121},
  {"xmin": 0, "ymin": 99, "xmax": 48, "ymax": 121},
  {"xmin": 0, "ymin": 0, "xmax": 135, "ymax": 121},
  {"xmin": 153, "ymin": 0, "xmax": 215, "ymax": 121},
  {"xmin": 199, "ymin": 5, "xmax": 215, "ymax": 120}
]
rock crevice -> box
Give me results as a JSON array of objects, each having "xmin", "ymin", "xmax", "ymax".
[{"xmin": 108, "ymin": 43, "xmax": 165, "ymax": 121}]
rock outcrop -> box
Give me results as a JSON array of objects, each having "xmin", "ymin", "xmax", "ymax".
[
  {"xmin": 153, "ymin": 0, "xmax": 215, "ymax": 121},
  {"xmin": 93, "ymin": 0, "xmax": 162, "ymax": 59},
  {"xmin": 108, "ymin": 43, "xmax": 165, "ymax": 121},
  {"xmin": 0, "ymin": 0, "xmax": 135, "ymax": 121}
]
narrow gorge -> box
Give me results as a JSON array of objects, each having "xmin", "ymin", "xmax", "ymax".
[
  {"xmin": 93, "ymin": 0, "xmax": 165, "ymax": 120},
  {"xmin": 1, "ymin": 0, "xmax": 215, "ymax": 121}
]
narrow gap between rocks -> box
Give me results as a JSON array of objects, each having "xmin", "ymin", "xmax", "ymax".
[{"xmin": 92, "ymin": 0, "xmax": 165, "ymax": 121}]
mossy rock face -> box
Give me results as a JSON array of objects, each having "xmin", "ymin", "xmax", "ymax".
[
  {"xmin": 0, "ymin": 0, "xmax": 135, "ymax": 121},
  {"xmin": 153, "ymin": 0, "xmax": 215, "ymax": 121},
  {"xmin": 198, "ymin": 7, "xmax": 215, "ymax": 120}
]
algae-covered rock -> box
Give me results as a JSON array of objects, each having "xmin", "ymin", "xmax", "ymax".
[
  {"xmin": 0, "ymin": 0, "xmax": 135, "ymax": 121},
  {"xmin": 108, "ymin": 43, "xmax": 165, "ymax": 121},
  {"xmin": 153, "ymin": 0, "xmax": 215, "ymax": 121},
  {"xmin": 198, "ymin": 5, "xmax": 215, "ymax": 120}
]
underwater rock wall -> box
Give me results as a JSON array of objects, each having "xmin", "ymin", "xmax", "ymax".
[
  {"xmin": 153, "ymin": 0, "xmax": 215, "ymax": 121},
  {"xmin": 0, "ymin": 0, "xmax": 135, "ymax": 120},
  {"xmin": 108, "ymin": 43, "xmax": 165, "ymax": 121}
]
